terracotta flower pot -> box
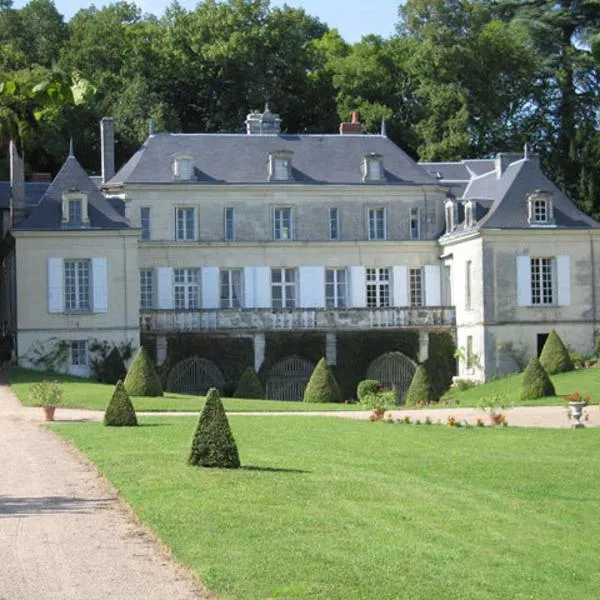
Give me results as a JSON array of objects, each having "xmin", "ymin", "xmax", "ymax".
[{"xmin": 42, "ymin": 406, "xmax": 56, "ymax": 421}]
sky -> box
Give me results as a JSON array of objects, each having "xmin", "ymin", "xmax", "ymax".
[{"xmin": 12, "ymin": 0, "xmax": 399, "ymax": 43}]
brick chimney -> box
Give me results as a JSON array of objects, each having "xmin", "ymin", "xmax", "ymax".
[
  {"xmin": 100, "ymin": 117, "xmax": 115, "ymax": 184},
  {"xmin": 9, "ymin": 140, "xmax": 26, "ymax": 227},
  {"xmin": 339, "ymin": 112, "xmax": 362, "ymax": 135}
]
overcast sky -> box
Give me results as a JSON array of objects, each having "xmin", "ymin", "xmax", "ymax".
[{"xmin": 11, "ymin": 0, "xmax": 399, "ymax": 43}]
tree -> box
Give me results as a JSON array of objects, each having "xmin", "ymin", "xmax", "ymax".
[
  {"xmin": 404, "ymin": 365, "xmax": 438, "ymax": 406},
  {"xmin": 104, "ymin": 380, "xmax": 138, "ymax": 426},
  {"xmin": 303, "ymin": 357, "xmax": 342, "ymax": 403},
  {"xmin": 539, "ymin": 330, "xmax": 575, "ymax": 375},
  {"xmin": 233, "ymin": 366, "xmax": 264, "ymax": 399},
  {"xmin": 519, "ymin": 357, "xmax": 555, "ymax": 400},
  {"xmin": 123, "ymin": 346, "xmax": 163, "ymax": 397},
  {"xmin": 188, "ymin": 387, "xmax": 240, "ymax": 468}
]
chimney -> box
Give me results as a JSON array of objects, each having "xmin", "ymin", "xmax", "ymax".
[
  {"xmin": 494, "ymin": 152, "xmax": 522, "ymax": 179},
  {"xmin": 339, "ymin": 111, "xmax": 362, "ymax": 135},
  {"xmin": 245, "ymin": 104, "xmax": 281, "ymax": 135},
  {"xmin": 9, "ymin": 140, "xmax": 26, "ymax": 227},
  {"xmin": 100, "ymin": 117, "xmax": 115, "ymax": 184}
]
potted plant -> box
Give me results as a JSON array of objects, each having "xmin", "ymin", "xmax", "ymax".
[
  {"xmin": 29, "ymin": 380, "xmax": 63, "ymax": 421},
  {"xmin": 563, "ymin": 392, "xmax": 590, "ymax": 428}
]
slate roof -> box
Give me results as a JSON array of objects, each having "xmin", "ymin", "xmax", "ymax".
[
  {"xmin": 15, "ymin": 156, "xmax": 130, "ymax": 230},
  {"xmin": 0, "ymin": 181, "xmax": 50, "ymax": 210},
  {"xmin": 106, "ymin": 133, "xmax": 438, "ymax": 187}
]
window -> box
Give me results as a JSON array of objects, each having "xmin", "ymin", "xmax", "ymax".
[
  {"xmin": 363, "ymin": 154, "xmax": 384, "ymax": 182},
  {"xmin": 174, "ymin": 268, "xmax": 200, "ymax": 309},
  {"xmin": 175, "ymin": 207, "xmax": 196, "ymax": 241},
  {"xmin": 410, "ymin": 207, "xmax": 420, "ymax": 240},
  {"xmin": 533, "ymin": 199, "xmax": 548, "ymax": 223},
  {"xmin": 140, "ymin": 269, "xmax": 153, "ymax": 309},
  {"xmin": 269, "ymin": 151, "xmax": 293, "ymax": 181},
  {"xmin": 274, "ymin": 158, "xmax": 289, "ymax": 180},
  {"xmin": 140, "ymin": 207, "xmax": 150, "ymax": 241},
  {"xmin": 68, "ymin": 199, "xmax": 82, "ymax": 225},
  {"xmin": 527, "ymin": 191, "xmax": 554, "ymax": 225},
  {"xmin": 220, "ymin": 269, "xmax": 243, "ymax": 308},
  {"xmin": 445, "ymin": 201, "xmax": 456, "ymax": 233},
  {"xmin": 64, "ymin": 260, "xmax": 91, "ymax": 311},
  {"xmin": 271, "ymin": 268, "xmax": 296, "ymax": 308},
  {"xmin": 531, "ymin": 257, "xmax": 554, "ymax": 305},
  {"xmin": 409, "ymin": 267, "xmax": 423, "ymax": 307},
  {"xmin": 368, "ymin": 208, "xmax": 386, "ymax": 240},
  {"xmin": 329, "ymin": 208, "xmax": 340, "ymax": 240},
  {"xmin": 465, "ymin": 261, "xmax": 472, "ymax": 310},
  {"xmin": 366, "ymin": 268, "xmax": 390, "ymax": 308},
  {"xmin": 70, "ymin": 340, "xmax": 87, "ymax": 367},
  {"xmin": 61, "ymin": 191, "xmax": 88, "ymax": 226},
  {"xmin": 325, "ymin": 269, "xmax": 346, "ymax": 308},
  {"xmin": 172, "ymin": 154, "xmax": 194, "ymax": 180},
  {"xmin": 224, "ymin": 207, "xmax": 235, "ymax": 241},
  {"xmin": 273, "ymin": 207, "xmax": 292, "ymax": 241}
]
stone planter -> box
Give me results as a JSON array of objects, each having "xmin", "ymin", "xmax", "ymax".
[{"xmin": 568, "ymin": 401, "xmax": 586, "ymax": 428}]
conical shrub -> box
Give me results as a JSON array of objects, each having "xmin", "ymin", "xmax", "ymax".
[
  {"xmin": 539, "ymin": 330, "xmax": 574, "ymax": 375},
  {"xmin": 233, "ymin": 367, "xmax": 264, "ymax": 399},
  {"xmin": 519, "ymin": 357, "xmax": 555, "ymax": 400},
  {"xmin": 189, "ymin": 388, "xmax": 240, "ymax": 468},
  {"xmin": 123, "ymin": 346, "xmax": 163, "ymax": 397},
  {"xmin": 104, "ymin": 380, "xmax": 138, "ymax": 426},
  {"xmin": 404, "ymin": 365, "xmax": 439, "ymax": 406},
  {"xmin": 303, "ymin": 357, "xmax": 342, "ymax": 403},
  {"xmin": 101, "ymin": 346, "xmax": 127, "ymax": 384}
]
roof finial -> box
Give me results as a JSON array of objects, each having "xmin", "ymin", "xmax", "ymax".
[
  {"xmin": 381, "ymin": 118, "xmax": 387, "ymax": 137},
  {"xmin": 69, "ymin": 137, "xmax": 74, "ymax": 157},
  {"xmin": 524, "ymin": 142, "xmax": 529, "ymax": 160}
]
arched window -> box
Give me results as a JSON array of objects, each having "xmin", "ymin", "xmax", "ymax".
[{"xmin": 445, "ymin": 200, "xmax": 456, "ymax": 233}]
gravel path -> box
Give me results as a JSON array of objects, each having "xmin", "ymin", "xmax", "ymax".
[{"xmin": 0, "ymin": 384, "xmax": 212, "ymax": 600}]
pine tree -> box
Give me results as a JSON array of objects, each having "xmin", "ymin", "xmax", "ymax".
[
  {"xmin": 303, "ymin": 357, "xmax": 342, "ymax": 403},
  {"xmin": 189, "ymin": 388, "xmax": 240, "ymax": 468},
  {"xmin": 123, "ymin": 346, "xmax": 163, "ymax": 397},
  {"xmin": 233, "ymin": 367, "xmax": 265, "ymax": 399},
  {"xmin": 404, "ymin": 365, "xmax": 439, "ymax": 406},
  {"xmin": 519, "ymin": 357, "xmax": 555, "ymax": 400},
  {"xmin": 104, "ymin": 380, "xmax": 137, "ymax": 426},
  {"xmin": 539, "ymin": 330, "xmax": 574, "ymax": 375}
]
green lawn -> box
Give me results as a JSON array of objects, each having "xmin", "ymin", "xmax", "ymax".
[
  {"xmin": 441, "ymin": 367, "xmax": 600, "ymax": 408},
  {"xmin": 52, "ymin": 416, "xmax": 600, "ymax": 600},
  {"xmin": 4, "ymin": 367, "xmax": 360, "ymax": 413}
]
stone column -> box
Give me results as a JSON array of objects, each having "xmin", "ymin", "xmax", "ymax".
[
  {"xmin": 418, "ymin": 331, "xmax": 429, "ymax": 363},
  {"xmin": 326, "ymin": 333, "xmax": 337, "ymax": 365},
  {"xmin": 254, "ymin": 333, "xmax": 266, "ymax": 373},
  {"xmin": 156, "ymin": 335, "xmax": 168, "ymax": 366}
]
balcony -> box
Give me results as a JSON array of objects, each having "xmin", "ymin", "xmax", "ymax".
[{"xmin": 140, "ymin": 306, "xmax": 455, "ymax": 334}]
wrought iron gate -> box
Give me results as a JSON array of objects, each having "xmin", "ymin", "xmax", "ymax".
[
  {"xmin": 367, "ymin": 352, "xmax": 417, "ymax": 403},
  {"xmin": 266, "ymin": 355, "xmax": 315, "ymax": 401},
  {"xmin": 166, "ymin": 356, "xmax": 225, "ymax": 395}
]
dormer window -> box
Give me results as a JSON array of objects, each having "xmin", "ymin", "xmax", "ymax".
[
  {"xmin": 445, "ymin": 200, "xmax": 456, "ymax": 233},
  {"xmin": 172, "ymin": 153, "xmax": 194, "ymax": 181},
  {"xmin": 464, "ymin": 201, "xmax": 475, "ymax": 228},
  {"xmin": 527, "ymin": 190, "xmax": 554, "ymax": 226},
  {"xmin": 269, "ymin": 151, "xmax": 293, "ymax": 181},
  {"xmin": 362, "ymin": 154, "xmax": 384, "ymax": 182},
  {"xmin": 62, "ymin": 190, "xmax": 89, "ymax": 227}
]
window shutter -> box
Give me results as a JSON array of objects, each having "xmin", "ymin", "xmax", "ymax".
[
  {"xmin": 424, "ymin": 265, "xmax": 441, "ymax": 306},
  {"xmin": 48, "ymin": 258, "xmax": 64, "ymax": 313},
  {"xmin": 516, "ymin": 256, "xmax": 531, "ymax": 306},
  {"xmin": 243, "ymin": 267, "xmax": 256, "ymax": 308},
  {"xmin": 201, "ymin": 267, "xmax": 220, "ymax": 309},
  {"xmin": 392, "ymin": 266, "xmax": 408, "ymax": 307},
  {"xmin": 244, "ymin": 266, "xmax": 271, "ymax": 308},
  {"xmin": 298, "ymin": 266, "xmax": 325, "ymax": 308},
  {"xmin": 92, "ymin": 257, "xmax": 108, "ymax": 313},
  {"xmin": 348, "ymin": 266, "xmax": 366, "ymax": 308},
  {"xmin": 157, "ymin": 267, "xmax": 174, "ymax": 309},
  {"xmin": 556, "ymin": 255, "xmax": 571, "ymax": 306}
]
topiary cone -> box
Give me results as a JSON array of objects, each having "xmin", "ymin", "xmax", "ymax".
[
  {"xmin": 404, "ymin": 365, "xmax": 439, "ymax": 406},
  {"xmin": 303, "ymin": 357, "xmax": 342, "ymax": 403},
  {"xmin": 233, "ymin": 366, "xmax": 264, "ymax": 399},
  {"xmin": 123, "ymin": 346, "xmax": 163, "ymax": 397},
  {"xmin": 539, "ymin": 330, "xmax": 574, "ymax": 375},
  {"xmin": 104, "ymin": 380, "xmax": 138, "ymax": 426},
  {"xmin": 189, "ymin": 388, "xmax": 240, "ymax": 468},
  {"xmin": 519, "ymin": 357, "xmax": 555, "ymax": 400}
]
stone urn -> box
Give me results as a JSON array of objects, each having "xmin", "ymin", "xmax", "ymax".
[{"xmin": 568, "ymin": 401, "xmax": 586, "ymax": 428}]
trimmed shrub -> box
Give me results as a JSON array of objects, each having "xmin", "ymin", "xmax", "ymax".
[
  {"xmin": 519, "ymin": 357, "xmax": 555, "ymax": 400},
  {"xmin": 233, "ymin": 367, "xmax": 265, "ymax": 399},
  {"xmin": 303, "ymin": 357, "xmax": 342, "ymax": 403},
  {"xmin": 188, "ymin": 388, "xmax": 240, "ymax": 468},
  {"xmin": 124, "ymin": 347, "xmax": 163, "ymax": 397},
  {"xmin": 357, "ymin": 379, "xmax": 381, "ymax": 402},
  {"xmin": 104, "ymin": 380, "xmax": 137, "ymax": 426},
  {"xmin": 100, "ymin": 347, "xmax": 127, "ymax": 384},
  {"xmin": 539, "ymin": 330, "xmax": 574, "ymax": 375},
  {"xmin": 404, "ymin": 365, "xmax": 439, "ymax": 406}
]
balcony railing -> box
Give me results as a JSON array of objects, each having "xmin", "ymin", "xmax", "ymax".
[{"xmin": 140, "ymin": 306, "xmax": 455, "ymax": 333}]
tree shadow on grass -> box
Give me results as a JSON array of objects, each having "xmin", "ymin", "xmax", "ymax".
[
  {"xmin": 0, "ymin": 494, "xmax": 114, "ymax": 517},
  {"xmin": 242, "ymin": 465, "xmax": 310, "ymax": 474}
]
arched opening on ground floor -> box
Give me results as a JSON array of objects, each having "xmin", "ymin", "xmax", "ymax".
[
  {"xmin": 166, "ymin": 356, "xmax": 225, "ymax": 395},
  {"xmin": 266, "ymin": 355, "xmax": 315, "ymax": 401},
  {"xmin": 367, "ymin": 351, "xmax": 417, "ymax": 402}
]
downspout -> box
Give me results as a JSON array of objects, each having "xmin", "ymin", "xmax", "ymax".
[{"xmin": 123, "ymin": 232, "xmax": 129, "ymax": 336}]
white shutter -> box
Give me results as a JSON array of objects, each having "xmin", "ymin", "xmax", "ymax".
[
  {"xmin": 254, "ymin": 266, "xmax": 271, "ymax": 308},
  {"xmin": 348, "ymin": 266, "xmax": 366, "ymax": 308},
  {"xmin": 48, "ymin": 258, "xmax": 64, "ymax": 313},
  {"xmin": 92, "ymin": 257, "xmax": 108, "ymax": 313},
  {"xmin": 392, "ymin": 265, "xmax": 408, "ymax": 307},
  {"xmin": 298, "ymin": 266, "xmax": 326, "ymax": 308},
  {"xmin": 244, "ymin": 267, "xmax": 256, "ymax": 308},
  {"xmin": 201, "ymin": 267, "xmax": 220, "ymax": 309},
  {"xmin": 516, "ymin": 256, "xmax": 531, "ymax": 307},
  {"xmin": 157, "ymin": 267, "xmax": 174, "ymax": 309},
  {"xmin": 424, "ymin": 265, "xmax": 441, "ymax": 306},
  {"xmin": 556, "ymin": 255, "xmax": 571, "ymax": 306}
]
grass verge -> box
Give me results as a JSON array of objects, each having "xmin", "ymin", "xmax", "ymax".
[{"xmin": 52, "ymin": 416, "xmax": 600, "ymax": 600}]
